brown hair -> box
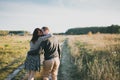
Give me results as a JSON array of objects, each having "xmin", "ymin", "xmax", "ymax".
[{"xmin": 31, "ymin": 28, "xmax": 43, "ymax": 43}]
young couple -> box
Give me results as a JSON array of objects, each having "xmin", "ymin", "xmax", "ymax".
[{"xmin": 24, "ymin": 27, "xmax": 61, "ymax": 80}]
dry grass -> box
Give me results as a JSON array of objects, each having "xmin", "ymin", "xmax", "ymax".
[
  {"xmin": 0, "ymin": 34, "xmax": 119, "ymax": 80},
  {"xmin": 67, "ymin": 34, "xmax": 120, "ymax": 80},
  {"xmin": 0, "ymin": 35, "xmax": 31, "ymax": 80}
]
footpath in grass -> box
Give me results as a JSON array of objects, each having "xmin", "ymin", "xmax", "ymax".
[{"xmin": 58, "ymin": 38, "xmax": 77, "ymax": 80}]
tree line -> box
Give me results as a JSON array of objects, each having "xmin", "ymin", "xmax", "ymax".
[
  {"xmin": 65, "ymin": 25, "xmax": 120, "ymax": 35},
  {"xmin": 0, "ymin": 30, "xmax": 30, "ymax": 36}
]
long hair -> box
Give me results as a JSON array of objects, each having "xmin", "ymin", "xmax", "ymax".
[{"xmin": 31, "ymin": 28, "xmax": 43, "ymax": 43}]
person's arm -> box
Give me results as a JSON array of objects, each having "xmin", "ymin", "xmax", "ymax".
[
  {"xmin": 38, "ymin": 34, "xmax": 52, "ymax": 41},
  {"xmin": 36, "ymin": 34, "xmax": 52, "ymax": 46},
  {"xmin": 39, "ymin": 40, "xmax": 46, "ymax": 54}
]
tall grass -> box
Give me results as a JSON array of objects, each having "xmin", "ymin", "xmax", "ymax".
[
  {"xmin": 67, "ymin": 34, "xmax": 120, "ymax": 80},
  {"xmin": 0, "ymin": 35, "xmax": 31, "ymax": 80},
  {"xmin": 0, "ymin": 34, "xmax": 119, "ymax": 80}
]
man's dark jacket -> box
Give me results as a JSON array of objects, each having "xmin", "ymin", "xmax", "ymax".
[{"xmin": 40, "ymin": 36, "xmax": 61, "ymax": 60}]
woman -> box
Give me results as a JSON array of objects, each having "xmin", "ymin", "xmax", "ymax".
[{"xmin": 24, "ymin": 28, "xmax": 52, "ymax": 80}]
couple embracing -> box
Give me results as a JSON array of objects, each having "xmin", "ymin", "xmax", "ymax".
[{"xmin": 24, "ymin": 27, "xmax": 61, "ymax": 80}]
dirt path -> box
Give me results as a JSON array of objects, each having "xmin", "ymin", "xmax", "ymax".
[{"xmin": 58, "ymin": 39, "xmax": 75, "ymax": 80}]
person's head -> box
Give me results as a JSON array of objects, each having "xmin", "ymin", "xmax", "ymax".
[
  {"xmin": 31, "ymin": 28, "xmax": 43, "ymax": 43},
  {"xmin": 42, "ymin": 26, "xmax": 50, "ymax": 35}
]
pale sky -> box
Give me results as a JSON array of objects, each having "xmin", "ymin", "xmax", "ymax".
[{"xmin": 0, "ymin": 0, "xmax": 120, "ymax": 33}]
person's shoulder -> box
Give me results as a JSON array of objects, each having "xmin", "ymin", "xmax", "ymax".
[
  {"xmin": 48, "ymin": 35, "xmax": 58, "ymax": 41},
  {"xmin": 37, "ymin": 35, "xmax": 46, "ymax": 40},
  {"xmin": 37, "ymin": 37, "xmax": 42, "ymax": 42}
]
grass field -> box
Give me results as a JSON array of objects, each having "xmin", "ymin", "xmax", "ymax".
[
  {"xmin": 0, "ymin": 35, "xmax": 31, "ymax": 80},
  {"xmin": 67, "ymin": 34, "xmax": 120, "ymax": 80},
  {"xmin": 0, "ymin": 34, "xmax": 120, "ymax": 80},
  {"xmin": 0, "ymin": 35, "xmax": 66, "ymax": 80}
]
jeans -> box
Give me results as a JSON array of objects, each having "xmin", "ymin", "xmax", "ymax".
[{"xmin": 42, "ymin": 57, "xmax": 60, "ymax": 80}]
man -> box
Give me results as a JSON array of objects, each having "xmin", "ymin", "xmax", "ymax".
[{"xmin": 40, "ymin": 27, "xmax": 61, "ymax": 80}]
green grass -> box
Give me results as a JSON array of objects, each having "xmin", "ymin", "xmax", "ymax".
[
  {"xmin": 0, "ymin": 36, "xmax": 31, "ymax": 80},
  {"xmin": 0, "ymin": 35, "xmax": 65, "ymax": 80}
]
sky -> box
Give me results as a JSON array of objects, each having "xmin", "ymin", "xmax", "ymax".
[{"xmin": 0, "ymin": 0, "xmax": 120, "ymax": 33}]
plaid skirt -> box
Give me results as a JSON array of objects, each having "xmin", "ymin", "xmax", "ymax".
[{"xmin": 24, "ymin": 54, "xmax": 40, "ymax": 71}]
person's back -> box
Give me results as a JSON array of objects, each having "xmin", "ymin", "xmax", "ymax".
[
  {"xmin": 40, "ymin": 27, "xmax": 61, "ymax": 80},
  {"xmin": 41, "ymin": 36, "xmax": 60, "ymax": 60}
]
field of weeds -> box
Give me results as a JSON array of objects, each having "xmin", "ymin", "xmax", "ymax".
[
  {"xmin": 0, "ymin": 34, "xmax": 119, "ymax": 80},
  {"xmin": 67, "ymin": 34, "xmax": 120, "ymax": 80},
  {"xmin": 0, "ymin": 35, "xmax": 31, "ymax": 80},
  {"xmin": 0, "ymin": 35, "xmax": 66, "ymax": 80}
]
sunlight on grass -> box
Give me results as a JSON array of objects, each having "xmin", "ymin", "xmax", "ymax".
[
  {"xmin": 0, "ymin": 35, "xmax": 31, "ymax": 80},
  {"xmin": 0, "ymin": 34, "xmax": 119, "ymax": 80},
  {"xmin": 67, "ymin": 34, "xmax": 120, "ymax": 80}
]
